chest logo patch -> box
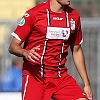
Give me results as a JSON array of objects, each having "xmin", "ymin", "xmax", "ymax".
[
  {"xmin": 70, "ymin": 19, "xmax": 75, "ymax": 30},
  {"xmin": 18, "ymin": 18, "xmax": 25, "ymax": 26}
]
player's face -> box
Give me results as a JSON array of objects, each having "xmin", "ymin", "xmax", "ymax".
[{"xmin": 56, "ymin": 0, "xmax": 70, "ymax": 6}]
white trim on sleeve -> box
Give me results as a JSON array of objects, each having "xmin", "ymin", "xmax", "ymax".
[
  {"xmin": 11, "ymin": 32, "xmax": 21, "ymax": 41},
  {"xmin": 80, "ymin": 38, "xmax": 83, "ymax": 44}
]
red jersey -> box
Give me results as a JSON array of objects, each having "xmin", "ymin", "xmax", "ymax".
[{"xmin": 12, "ymin": 0, "xmax": 83, "ymax": 77}]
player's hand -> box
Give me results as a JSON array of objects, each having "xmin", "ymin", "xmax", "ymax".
[
  {"xmin": 84, "ymin": 84, "xmax": 93, "ymax": 100},
  {"xmin": 23, "ymin": 45, "xmax": 41, "ymax": 62}
]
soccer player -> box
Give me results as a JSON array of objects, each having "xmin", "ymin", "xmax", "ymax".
[{"xmin": 8, "ymin": 0, "xmax": 93, "ymax": 100}]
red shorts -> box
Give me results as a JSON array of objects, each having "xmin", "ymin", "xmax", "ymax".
[{"xmin": 22, "ymin": 72, "xmax": 88, "ymax": 100}]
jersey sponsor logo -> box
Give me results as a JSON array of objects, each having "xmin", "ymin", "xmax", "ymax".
[
  {"xmin": 53, "ymin": 17, "xmax": 63, "ymax": 20},
  {"xmin": 70, "ymin": 19, "xmax": 75, "ymax": 30},
  {"xmin": 46, "ymin": 27, "xmax": 70, "ymax": 40},
  {"xmin": 18, "ymin": 18, "xmax": 25, "ymax": 26},
  {"xmin": 61, "ymin": 30, "xmax": 68, "ymax": 37},
  {"xmin": 24, "ymin": 13, "xmax": 30, "ymax": 17}
]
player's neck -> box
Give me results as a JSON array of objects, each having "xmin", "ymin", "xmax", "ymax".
[{"xmin": 50, "ymin": 0, "xmax": 65, "ymax": 13}]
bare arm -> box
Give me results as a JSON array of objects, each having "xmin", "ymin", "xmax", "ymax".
[
  {"xmin": 9, "ymin": 37, "xmax": 26, "ymax": 57},
  {"xmin": 70, "ymin": 44, "xmax": 93, "ymax": 100},
  {"xmin": 9, "ymin": 37, "xmax": 41, "ymax": 62}
]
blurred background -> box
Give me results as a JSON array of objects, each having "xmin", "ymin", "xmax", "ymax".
[{"xmin": 0, "ymin": 0, "xmax": 100, "ymax": 100}]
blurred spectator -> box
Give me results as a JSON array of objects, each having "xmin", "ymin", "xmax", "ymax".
[{"xmin": 0, "ymin": 57, "xmax": 23, "ymax": 92}]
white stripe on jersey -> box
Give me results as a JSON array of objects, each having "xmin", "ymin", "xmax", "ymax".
[
  {"xmin": 40, "ymin": 9, "xmax": 50, "ymax": 77},
  {"xmin": 58, "ymin": 42, "xmax": 64, "ymax": 77},
  {"xmin": 41, "ymin": 39, "xmax": 48, "ymax": 77},
  {"xmin": 66, "ymin": 12, "xmax": 69, "ymax": 27},
  {"xmin": 46, "ymin": 9, "xmax": 50, "ymax": 26}
]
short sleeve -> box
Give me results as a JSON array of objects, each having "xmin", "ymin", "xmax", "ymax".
[
  {"xmin": 70, "ymin": 16, "xmax": 83, "ymax": 46},
  {"xmin": 12, "ymin": 10, "xmax": 35, "ymax": 42}
]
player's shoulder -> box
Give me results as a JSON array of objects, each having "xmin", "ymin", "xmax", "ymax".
[
  {"xmin": 67, "ymin": 6, "xmax": 80, "ymax": 18},
  {"xmin": 27, "ymin": 2, "xmax": 47, "ymax": 15}
]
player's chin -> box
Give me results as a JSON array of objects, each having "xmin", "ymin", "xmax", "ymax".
[{"xmin": 62, "ymin": 2, "xmax": 70, "ymax": 6}]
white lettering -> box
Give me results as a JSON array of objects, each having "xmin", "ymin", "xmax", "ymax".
[
  {"xmin": 53, "ymin": 17, "xmax": 63, "ymax": 20},
  {"xmin": 24, "ymin": 13, "xmax": 30, "ymax": 17}
]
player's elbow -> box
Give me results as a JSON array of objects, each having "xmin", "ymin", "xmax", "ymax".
[
  {"xmin": 8, "ymin": 41, "xmax": 17, "ymax": 55},
  {"xmin": 8, "ymin": 44, "xmax": 14, "ymax": 54}
]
